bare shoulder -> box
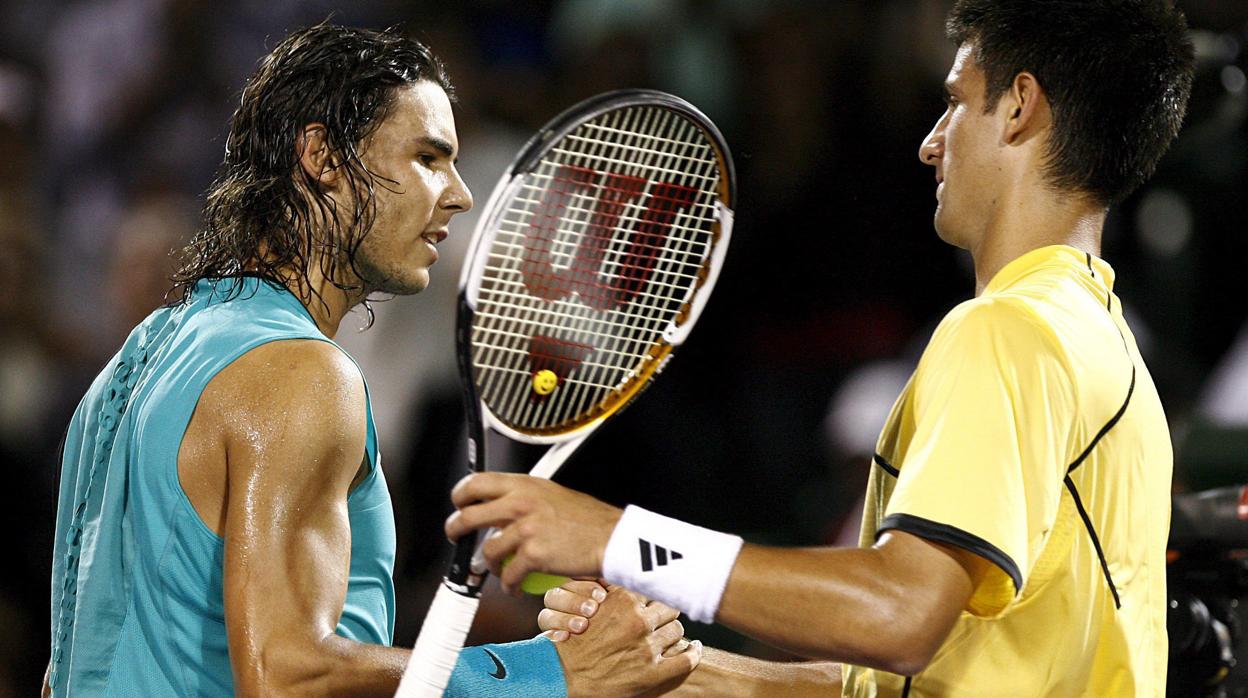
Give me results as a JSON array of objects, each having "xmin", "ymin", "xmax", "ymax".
[
  {"xmin": 209, "ymin": 338, "xmax": 364, "ymax": 407},
  {"xmin": 203, "ymin": 338, "xmax": 367, "ymax": 484}
]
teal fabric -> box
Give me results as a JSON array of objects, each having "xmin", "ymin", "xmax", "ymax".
[
  {"xmin": 446, "ymin": 637, "xmax": 568, "ymax": 698},
  {"xmin": 49, "ymin": 277, "xmax": 395, "ymax": 696}
]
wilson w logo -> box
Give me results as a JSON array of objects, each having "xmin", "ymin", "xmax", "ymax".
[
  {"xmin": 638, "ymin": 539, "xmax": 683, "ymax": 572},
  {"xmin": 521, "ymin": 164, "xmax": 699, "ymax": 311}
]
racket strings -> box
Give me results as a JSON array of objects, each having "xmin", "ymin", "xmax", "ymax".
[
  {"xmin": 474, "ymin": 295, "xmax": 676, "ymax": 342},
  {"xmin": 473, "ymin": 104, "xmax": 723, "ymax": 431},
  {"xmin": 491, "ymin": 107, "xmax": 668, "ymax": 429},
  {"xmin": 514, "ymin": 107, "xmax": 683, "ymax": 424},
  {"xmin": 481, "ymin": 107, "xmax": 715, "ymax": 429},
  {"xmin": 542, "ymin": 107, "xmax": 715, "ymax": 426}
]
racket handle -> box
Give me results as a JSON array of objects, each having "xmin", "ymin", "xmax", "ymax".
[{"xmin": 396, "ymin": 584, "xmax": 480, "ymax": 698}]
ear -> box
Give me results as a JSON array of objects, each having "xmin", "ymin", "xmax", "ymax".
[
  {"xmin": 295, "ymin": 123, "xmax": 340, "ymax": 185},
  {"xmin": 1001, "ymin": 72, "xmax": 1049, "ymax": 146}
]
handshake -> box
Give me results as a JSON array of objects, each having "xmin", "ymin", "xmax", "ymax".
[
  {"xmin": 446, "ymin": 474, "xmax": 733, "ymax": 698},
  {"xmin": 536, "ymin": 579, "xmax": 702, "ymax": 696},
  {"xmin": 444, "ymin": 472, "xmax": 842, "ymax": 696},
  {"xmin": 446, "ymin": 473, "xmax": 707, "ymax": 695}
]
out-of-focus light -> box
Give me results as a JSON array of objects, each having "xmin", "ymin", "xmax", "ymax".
[
  {"xmin": 1221, "ymin": 65, "xmax": 1246, "ymax": 95},
  {"xmin": 823, "ymin": 361, "xmax": 912, "ymax": 456},
  {"xmin": 1136, "ymin": 188, "xmax": 1193, "ymax": 257},
  {"xmin": 1214, "ymin": 34, "xmax": 1240, "ymax": 63}
]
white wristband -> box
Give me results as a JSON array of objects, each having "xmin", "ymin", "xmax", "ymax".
[{"xmin": 601, "ymin": 505, "xmax": 743, "ymax": 623}]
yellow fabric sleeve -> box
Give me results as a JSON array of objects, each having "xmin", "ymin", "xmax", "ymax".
[{"xmin": 880, "ymin": 297, "xmax": 1073, "ymax": 616}]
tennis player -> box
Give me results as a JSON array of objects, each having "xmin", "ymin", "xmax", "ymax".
[
  {"xmin": 447, "ymin": 1, "xmax": 1196, "ymax": 695},
  {"xmin": 46, "ymin": 24, "xmax": 696, "ymax": 697}
]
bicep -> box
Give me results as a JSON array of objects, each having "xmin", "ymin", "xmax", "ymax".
[
  {"xmin": 222, "ymin": 453, "xmax": 353, "ymax": 668},
  {"xmin": 869, "ymin": 531, "xmax": 979, "ymax": 669},
  {"xmin": 212, "ymin": 340, "xmax": 368, "ymax": 693}
]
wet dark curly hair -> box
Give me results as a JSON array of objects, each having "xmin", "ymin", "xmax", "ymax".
[{"xmin": 170, "ymin": 23, "xmax": 453, "ymax": 320}]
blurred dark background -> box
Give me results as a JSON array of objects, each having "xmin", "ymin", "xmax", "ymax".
[{"xmin": 2, "ymin": 0, "xmax": 1247, "ymax": 693}]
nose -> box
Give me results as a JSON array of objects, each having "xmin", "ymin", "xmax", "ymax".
[
  {"xmin": 918, "ymin": 111, "xmax": 947, "ymax": 166},
  {"xmin": 442, "ymin": 166, "xmax": 474, "ymax": 214}
]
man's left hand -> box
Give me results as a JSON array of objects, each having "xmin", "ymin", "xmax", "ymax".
[{"xmin": 445, "ymin": 472, "xmax": 622, "ymax": 594}]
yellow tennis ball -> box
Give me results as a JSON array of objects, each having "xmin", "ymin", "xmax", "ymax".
[
  {"xmin": 502, "ymin": 554, "xmax": 569, "ymax": 594},
  {"xmin": 532, "ymin": 369, "xmax": 558, "ymax": 395},
  {"xmin": 521, "ymin": 572, "xmax": 570, "ymax": 595}
]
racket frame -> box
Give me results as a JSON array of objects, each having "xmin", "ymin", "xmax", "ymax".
[{"xmin": 460, "ymin": 89, "xmax": 736, "ymax": 445}]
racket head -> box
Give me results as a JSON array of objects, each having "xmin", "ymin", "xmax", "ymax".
[{"xmin": 457, "ymin": 89, "xmax": 736, "ymax": 446}]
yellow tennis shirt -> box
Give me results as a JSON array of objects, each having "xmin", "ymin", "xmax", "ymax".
[{"xmin": 842, "ymin": 245, "xmax": 1171, "ymax": 697}]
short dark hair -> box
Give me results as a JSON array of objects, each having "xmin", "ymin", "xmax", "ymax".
[
  {"xmin": 947, "ymin": 0, "xmax": 1194, "ymax": 205},
  {"xmin": 172, "ymin": 23, "xmax": 453, "ymax": 312}
]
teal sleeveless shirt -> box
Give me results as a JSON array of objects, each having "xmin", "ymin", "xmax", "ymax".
[{"xmin": 49, "ymin": 277, "xmax": 396, "ymax": 696}]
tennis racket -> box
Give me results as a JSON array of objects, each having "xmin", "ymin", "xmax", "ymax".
[{"xmin": 395, "ymin": 88, "xmax": 736, "ymax": 697}]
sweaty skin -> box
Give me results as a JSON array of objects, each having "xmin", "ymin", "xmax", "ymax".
[
  {"xmin": 162, "ymin": 80, "xmax": 698, "ymax": 696},
  {"xmin": 178, "ymin": 341, "xmax": 697, "ymax": 696}
]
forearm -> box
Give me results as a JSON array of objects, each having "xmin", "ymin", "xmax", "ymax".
[
  {"xmin": 664, "ymin": 646, "xmax": 840, "ymax": 697},
  {"xmin": 238, "ymin": 636, "xmax": 569, "ymax": 698},
  {"xmin": 449, "ymin": 476, "xmax": 974, "ymax": 676},
  {"xmin": 714, "ymin": 542, "xmax": 966, "ymax": 674}
]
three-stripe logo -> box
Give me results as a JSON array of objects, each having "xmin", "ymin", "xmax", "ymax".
[{"xmin": 639, "ymin": 538, "xmax": 683, "ymax": 572}]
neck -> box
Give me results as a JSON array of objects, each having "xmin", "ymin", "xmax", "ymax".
[
  {"xmin": 969, "ymin": 184, "xmax": 1107, "ymax": 296},
  {"xmin": 270, "ymin": 262, "xmax": 367, "ymax": 339}
]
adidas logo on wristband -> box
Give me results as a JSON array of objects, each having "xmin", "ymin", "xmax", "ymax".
[
  {"xmin": 604, "ymin": 505, "xmax": 744, "ymax": 623},
  {"xmin": 638, "ymin": 538, "xmax": 683, "ymax": 572}
]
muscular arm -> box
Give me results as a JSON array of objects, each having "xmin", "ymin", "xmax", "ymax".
[
  {"xmin": 216, "ymin": 340, "xmax": 407, "ymax": 696},
  {"xmin": 449, "ymin": 475, "xmax": 994, "ymax": 677},
  {"xmin": 212, "ymin": 341, "xmax": 696, "ymax": 696},
  {"xmin": 715, "ymin": 534, "xmax": 987, "ymax": 675}
]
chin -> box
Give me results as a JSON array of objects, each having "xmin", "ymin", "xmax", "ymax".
[
  {"xmin": 932, "ymin": 212, "xmax": 969, "ymax": 250},
  {"xmin": 390, "ymin": 271, "xmax": 430, "ymax": 295},
  {"xmin": 364, "ymin": 267, "xmax": 430, "ymax": 296}
]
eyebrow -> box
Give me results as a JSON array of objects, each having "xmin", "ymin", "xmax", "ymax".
[
  {"xmin": 943, "ymin": 80, "xmax": 969, "ymax": 107},
  {"xmin": 419, "ymin": 136, "xmax": 458, "ymax": 162}
]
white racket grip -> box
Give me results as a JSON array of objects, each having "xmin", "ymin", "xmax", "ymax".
[
  {"xmin": 663, "ymin": 201, "xmax": 734, "ymax": 346},
  {"xmin": 395, "ymin": 585, "xmax": 480, "ymax": 698}
]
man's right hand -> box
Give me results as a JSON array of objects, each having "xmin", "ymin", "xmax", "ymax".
[{"xmin": 552, "ymin": 585, "xmax": 700, "ymax": 697}]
